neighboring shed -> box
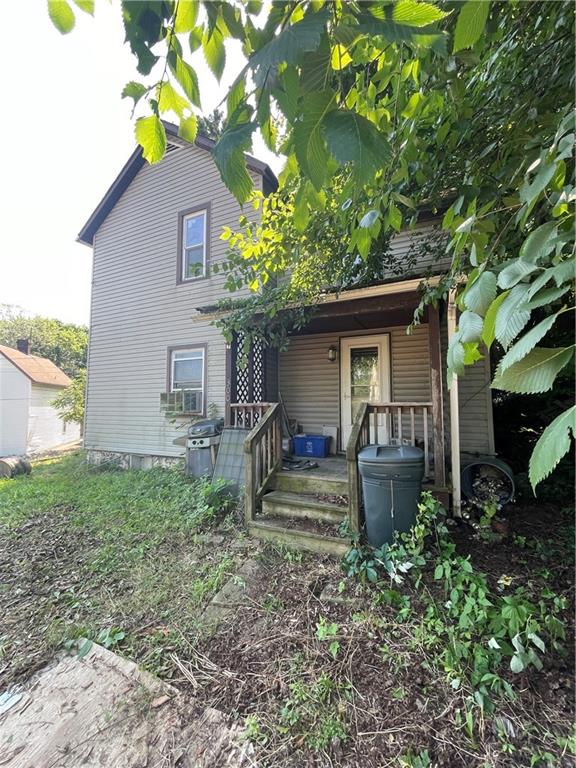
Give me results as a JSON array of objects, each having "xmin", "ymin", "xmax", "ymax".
[{"xmin": 0, "ymin": 343, "xmax": 81, "ymax": 456}]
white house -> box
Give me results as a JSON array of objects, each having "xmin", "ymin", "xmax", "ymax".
[{"xmin": 0, "ymin": 342, "xmax": 81, "ymax": 457}]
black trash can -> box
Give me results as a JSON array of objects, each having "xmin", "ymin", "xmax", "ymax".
[{"xmin": 358, "ymin": 445, "xmax": 425, "ymax": 547}]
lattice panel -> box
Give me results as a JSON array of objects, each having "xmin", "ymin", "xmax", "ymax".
[
  {"xmin": 252, "ymin": 342, "xmax": 264, "ymax": 402},
  {"xmin": 232, "ymin": 333, "xmax": 266, "ymax": 404},
  {"xmin": 235, "ymin": 333, "xmax": 251, "ymax": 403}
]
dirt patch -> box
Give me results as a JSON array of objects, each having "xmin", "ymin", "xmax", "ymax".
[
  {"xmin": 0, "ymin": 512, "xmax": 101, "ymax": 685},
  {"xmin": 182, "ymin": 511, "xmax": 575, "ymax": 767}
]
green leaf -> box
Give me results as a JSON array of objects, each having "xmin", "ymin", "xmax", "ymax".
[
  {"xmin": 203, "ymin": 24, "xmax": 226, "ymax": 81},
  {"xmin": 189, "ymin": 26, "xmax": 203, "ymax": 52},
  {"xmin": 72, "ymin": 0, "xmax": 94, "ymax": 14},
  {"xmin": 294, "ymin": 90, "xmax": 336, "ymax": 190},
  {"xmin": 463, "ymin": 341, "xmax": 483, "ymax": 365},
  {"xmin": 459, "ymin": 310, "xmax": 483, "ymax": 343},
  {"xmin": 453, "ymin": 1, "xmax": 490, "ymax": 53},
  {"xmin": 463, "ymin": 271, "xmax": 497, "ymax": 316},
  {"xmin": 493, "ymin": 347, "xmax": 574, "ymax": 394},
  {"xmin": 447, "ymin": 332, "xmax": 465, "ymax": 386},
  {"xmin": 499, "ymin": 312, "xmax": 561, "ymax": 373},
  {"xmin": 77, "ymin": 638, "xmax": 93, "ymax": 659},
  {"xmin": 48, "ymin": 0, "xmax": 75, "ymax": 33},
  {"xmin": 213, "ymin": 121, "xmax": 256, "ymax": 203},
  {"xmin": 324, "ymin": 110, "xmax": 391, "ymax": 182},
  {"xmin": 519, "ymin": 221, "xmax": 559, "ymax": 263},
  {"xmin": 497, "ymin": 260, "xmax": 539, "ymax": 290},
  {"xmin": 157, "ymin": 81, "xmax": 189, "ymax": 117},
  {"xmin": 392, "ymin": 0, "xmax": 450, "ymax": 27},
  {"xmin": 293, "ymin": 184, "xmax": 310, "ymax": 232},
  {"xmin": 168, "ymin": 53, "xmax": 200, "ymax": 107},
  {"xmin": 388, "ymin": 202, "xmax": 402, "ymax": 231},
  {"xmin": 549, "ymin": 259, "xmax": 575, "ymax": 288},
  {"xmin": 300, "ymin": 37, "xmax": 331, "ymax": 92},
  {"xmin": 249, "ymin": 8, "xmax": 330, "ymax": 88},
  {"xmin": 355, "ymin": 14, "xmax": 448, "ymax": 55},
  {"xmin": 519, "ymin": 162, "xmax": 556, "ymax": 205},
  {"xmin": 519, "ymin": 284, "xmax": 571, "ymax": 311},
  {"xmin": 135, "ymin": 115, "xmax": 167, "ymax": 164},
  {"xmin": 174, "ymin": 0, "xmax": 198, "ymax": 33},
  {"xmin": 495, "ymin": 285, "xmax": 531, "ymax": 350},
  {"xmin": 331, "ymin": 43, "xmax": 352, "ymax": 70},
  {"xmin": 274, "ymin": 66, "xmax": 300, "ymax": 122},
  {"xmin": 178, "ymin": 115, "xmax": 198, "ymax": 143},
  {"xmin": 121, "ymin": 81, "xmax": 147, "ymax": 106},
  {"xmin": 482, "ymin": 290, "xmax": 509, "ymax": 348},
  {"xmin": 510, "ymin": 653, "xmax": 525, "ymax": 674},
  {"xmin": 527, "ymin": 632, "xmax": 546, "ymax": 653},
  {"xmin": 529, "ymin": 406, "xmax": 576, "ymax": 491},
  {"xmin": 359, "ymin": 209, "xmax": 380, "ymax": 229}
]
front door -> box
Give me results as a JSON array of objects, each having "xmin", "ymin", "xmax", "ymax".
[{"xmin": 340, "ymin": 334, "xmax": 391, "ymax": 447}]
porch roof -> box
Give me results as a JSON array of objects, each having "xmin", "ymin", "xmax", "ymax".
[{"xmin": 193, "ymin": 275, "xmax": 443, "ymax": 322}]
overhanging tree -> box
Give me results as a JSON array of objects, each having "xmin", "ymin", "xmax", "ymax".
[{"xmin": 49, "ymin": 0, "xmax": 575, "ymax": 490}]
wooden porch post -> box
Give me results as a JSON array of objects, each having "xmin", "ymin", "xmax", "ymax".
[
  {"xmin": 224, "ymin": 342, "xmax": 232, "ymax": 426},
  {"xmin": 447, "ymin": 290, "xmax": 462, "ymax": 517},
  {"xmin": 428, "ymin": 303, "xmax": 446, "ymax": 489}
]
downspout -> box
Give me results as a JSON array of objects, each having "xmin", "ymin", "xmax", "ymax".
[{"xmin": 447, "ymin": 289, "xmax": 461, "ymax": 517}]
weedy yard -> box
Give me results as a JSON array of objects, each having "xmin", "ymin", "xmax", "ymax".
[{"xmin": 0, "ymin": 453, "xmax": 574, "ymax": 767}]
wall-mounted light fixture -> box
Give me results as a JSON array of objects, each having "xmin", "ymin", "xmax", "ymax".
[{"xmin": 327, "ymin": 345, "xmax": 338, "ymax": 362}]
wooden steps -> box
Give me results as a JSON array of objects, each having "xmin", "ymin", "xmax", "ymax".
[
  {"xmin": 262, "ymin": 490, "xmax": 347, "ymax": 524},
  {"xmin": 248, "ymin": 463, "xmax": 352, "ymax": 556},
  {"xmin": 271, "ymin": 470, "xmax": 349, "ymax": 496},
  {"xmin": 248, "ymin": 518, "xmax": 350, "ymax": 556}
]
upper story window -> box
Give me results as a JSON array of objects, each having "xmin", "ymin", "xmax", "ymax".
[
  {"xmin": 179, "ymin": 207, "xmax": 208, "ymax": 281},
  {"xmin": 170, "ymin": 347, "xmax": 205, "ymax": 414}
]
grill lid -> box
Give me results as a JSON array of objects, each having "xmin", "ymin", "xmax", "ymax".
[{"xmin": 188, "ymin": 418, "xmax": 224, "ymax": 437}]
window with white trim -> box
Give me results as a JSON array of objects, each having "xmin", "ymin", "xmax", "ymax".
[
  {"xmin": 170, "ymin": 347, "xmax": 205, "ymax": 414},
  {"xmin": 181, "ymin": 209, "xmax": 207, "ymax": 280}
]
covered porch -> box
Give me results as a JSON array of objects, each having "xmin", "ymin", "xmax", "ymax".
[{"xmin": 222, "ymin": 279, "xmax": 457, "ymax": 553}]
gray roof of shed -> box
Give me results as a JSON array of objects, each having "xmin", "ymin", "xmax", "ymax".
[{"xmin": 77, "ymin": 121, "xmax": 278, "ymax": 247}]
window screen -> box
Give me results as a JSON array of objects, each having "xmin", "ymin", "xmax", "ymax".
[
  {"xmin": 182, "ymin": 210, "xmax": 207, "ymax": 279},
  {"xmin": 171, "ymin": 348, "xmax": 204, "ymax": 413}
]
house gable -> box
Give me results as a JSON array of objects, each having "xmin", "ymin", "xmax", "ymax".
[
  {"xmin": 83, "ymin": 129, "xmax": 270, "ymax": 457},
  {"xmin": 77, "ymin": 122, "xmax": 277, "ymax": 247}
]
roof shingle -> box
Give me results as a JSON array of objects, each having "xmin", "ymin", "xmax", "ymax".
[{"xmin": 0, "ymin": 345, "xmax": 72, "ymax": 387}]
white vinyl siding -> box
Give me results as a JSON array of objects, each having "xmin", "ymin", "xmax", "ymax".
[
  {"xmin": 84, "ymin": 143, "xmax": 262, "ymax": 457},
  {"xmin": 280, "ymin": 325, "xmax": 431, "ymax": 439},
  {"xmin": 0, "ymin": 356, "xmax": 79, "ymax": 456},
  {"xmin": 0, "ymin": 354, "xmax": 29, "ymax": 456},
  {"xmin": 280, "ymin": 322, "xmax": 494, "ymax": 457},
  {"xmin": 27, "ymin": 384, "xmax": 81, "ymax": 454}
]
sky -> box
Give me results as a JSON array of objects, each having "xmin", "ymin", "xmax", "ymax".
[{"xmin": 0, "ymin": 1, "xmax": 281, "ymax": 326}]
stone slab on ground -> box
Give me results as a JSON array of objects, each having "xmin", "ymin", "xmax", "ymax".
[
  {"xmin": 0, "ymin": 642, "xmax": 254, "ymax": 768},
  {"xmin": 201, "ymin": 558, "xmax": 264, "ymax": 631}
]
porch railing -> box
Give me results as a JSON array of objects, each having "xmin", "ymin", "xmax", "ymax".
[
  {"xmin": 346, "ymin": 401, "xmax": 436, "ymax": 532},
  {"xmin": 230, "ymin": 402, "xmax": 272, "ymax": 429},
  {"xmin": 244, "ymin": 403, "xmax": 283, "ymax": 525}
]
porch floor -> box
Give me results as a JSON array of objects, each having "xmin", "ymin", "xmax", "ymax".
[
  {"xmin": 282, "ymin": 454, "xmax": 348, "ymax": 479},
  {"xmin": 281, "ymin": 454, "xmax": 442, "ymax": 489}
]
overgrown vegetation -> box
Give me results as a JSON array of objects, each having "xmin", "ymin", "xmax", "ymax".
[
  {"xmin": 0, "ymin": 453, "xmax": 235, "ymax": 682},
  {"xmin": 344, "ymin": 493, "xmax": 568, "ymax": 709},
  {"xmin": 0, "ymin": 455, "xmax": 573, "ymax": 764}
]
